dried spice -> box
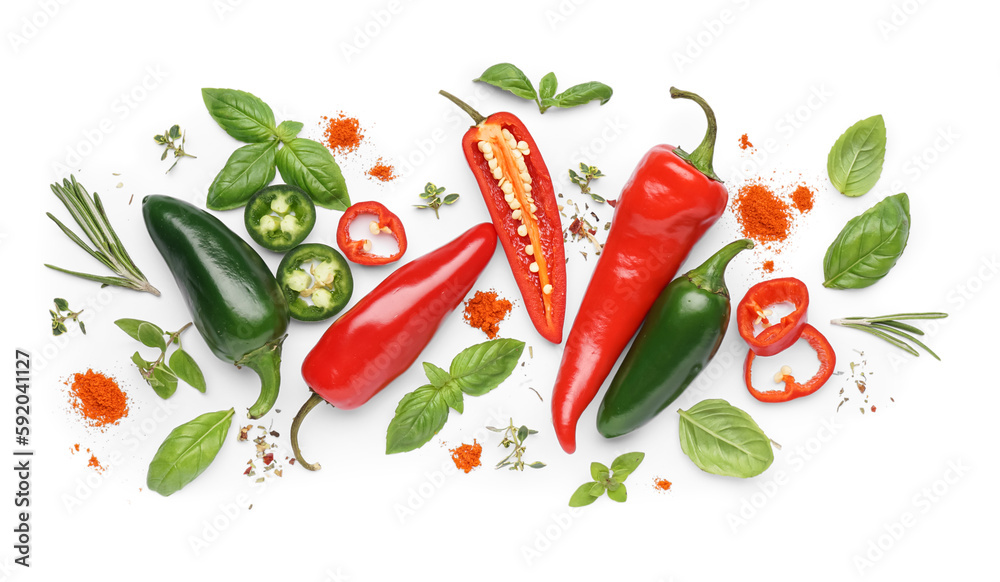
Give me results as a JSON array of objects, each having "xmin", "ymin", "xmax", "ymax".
[
  {"xmin": 733, "ymin": 181, "xmax": 792, "ymax": 245},
  {"xmin": 367, "ymin": 158, "xmax": 397, "ymax": 182},
  {"xmin": 449, "ymin": 441, "xmax": 483, "ymax": 473},
  {"xmin": 836, "ymin": 351, "xmax": 887, "ymax": 414},
  {"xmin": 792, "ymin": 185, "xmax": 814, "ymax": 213},
  {"xmin": 762, "ymin": 260, "xmax": 775, "ymax": 273},
  {"xmin": 240, "ymin": 424, "xmax": 288, "ymax": 481},
  {"xmin": 67, "ymin": 370, "xmax": 129, "ymax": 429},
  {"xmin": 87, "ymin": 454, "xmax": 104, "ymax": 473},
  {"xmin": 463, "ymin": 290, "xmax": 513, "ymax": 339},
  {"xmin": 654, "ymin": 478, "xmax": 672, "ymax": 492},
  {"xmin": 321, "ymin": 113, "xmax": 364, "ymax": 155},
  {"xmin": 738, "ymin": 133, "xmax": 753, "ymax": 150}
]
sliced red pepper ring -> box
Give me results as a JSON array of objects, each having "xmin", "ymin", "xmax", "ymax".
[
  {"xmin": 744, "ymin": 324, "xmax": 836, "ymax": 403},
  {"xmin": 337, "ymin": 201, "xmax": 407, "ymax": 266},
  {"xmin": 737, "ymin": 277, "xmax": 809, "ymax": 357}
]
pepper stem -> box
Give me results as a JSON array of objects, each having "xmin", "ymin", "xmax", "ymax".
[
  {"xmin": 439, "ymin": 90, "xmax": 486, "ymax": 125},
  {"xmin": 669, "ymin": 87, "xmax": 721, "ymax": 182},
  {"xmin": 238, "ymin": 335, "xmax": 286, "ymax": 419},
  {"xmin": 290, "ymin": 392, "xmax": 327, "ymax": 471},
  {"xmin": 686, "ymin": 239, "xmax": 754, "ymax": 296}
]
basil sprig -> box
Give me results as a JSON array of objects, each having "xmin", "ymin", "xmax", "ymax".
[
  {"xmin": 474, "ymin": 63, "xmax": 612, "ymax": 114},
  {"xmin": 823, "ymin": 192, "xmax": 910, "ymax": 289},
  {"xmin": 569, "ymin": 452, "xmax": 644, "ymax": 506},
  {"xmin": 202, "ymin": 88, "xmax": 350, "ymax": 211},
  {"xmin": 147, "ymin": 408, "xmax": 234, "ymax": 496},
  {"xmin": 827, "ymin": 114, "xmax": 886, "ymax": 197},
  {"xmin": 385, "ymin": 338, "xmax": 525, "ymax": 454},
  {"xmin": 678, "ymin": 399, "xmax": 774, "ymax": 478}
]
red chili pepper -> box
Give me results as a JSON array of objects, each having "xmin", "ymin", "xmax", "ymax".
[
  {"xmin": 292, "ymin": 223, "xmax": 497, "ymax": 470},
  {"xmin": 744, "ymin": 324, "xmax": 836, "ymax": 403},
  {"xmin": 737, "ymin": 277, "xmax": 809, "ymax": 357},
  {"xmin": 336, "ymin": 201, "xmax": 407, "ymax": 266},
  {"xmin": 550, "ymin": 88, "xmax": 728, "ymax": 453},
  {"xmin": 440, "ymin": 91, "xmax": 566, "ymax": 344}
]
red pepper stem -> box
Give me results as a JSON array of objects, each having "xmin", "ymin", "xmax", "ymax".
[
  {"xmin": 669, "ymin": 87, "xmax": 721, "ymax": 183},
  {"xmin": 439, "ymin": 90, "xmax": 486, "ymax": 125},
  {"xmin": 686, "ymin": 239, "xmax": 754, "ymax": 296},
  {"xmin": 238, "ymin": 335, "xmax": 286, "ymax": 420},
  {"xmin": 290, "ymin": 392, "xmax": 327, "ymax": 471}
]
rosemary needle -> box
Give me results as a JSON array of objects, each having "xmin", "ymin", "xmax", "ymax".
[{"xmin": 831, "ymin": 312, "xmax": 947, "ymax": 360}]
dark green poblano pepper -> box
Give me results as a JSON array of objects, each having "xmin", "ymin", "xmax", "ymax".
[{"xmin": 597, "ymin": 239, "xmax": 753, "ymax": 439}]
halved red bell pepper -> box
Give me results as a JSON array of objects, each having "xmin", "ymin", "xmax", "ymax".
[
  {"xmin": 336, "ymin": 201, "xmax": 407, "ymax": 266},
  {"xmin": 737, "ymin": 277, "xmax": 809, "ymax": 357},
  {"xmin": 440, "ymin": 90, "xmax": 566, "ymax": 344},
  {"xmin": 744, "ymin": 324, "xmax": 836, "ymax": 402}
]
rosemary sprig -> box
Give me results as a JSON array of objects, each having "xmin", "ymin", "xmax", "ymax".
[
  {"xmin": 45, "ymin": 176, "xmax": 160, "ymax": 296},
  {"xmin": 831, "ymin": 312, "xmax": 948, "ymax": 360}
]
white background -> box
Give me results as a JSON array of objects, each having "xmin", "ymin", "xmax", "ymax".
[{"xmin": 2, "ymin": 0, "xmax": 998, "ymax": 580}]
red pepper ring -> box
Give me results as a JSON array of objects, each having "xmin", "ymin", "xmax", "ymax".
[
  {"xmin": 336, "ymin": 201, "xmax": 407, "ymax": 266},
  {"xmin": 744, "ymin": 324, "xmax": 836, "ymax": 403},
  {"xmin": 737, "ymin": 277, "xmax": 809, "ymax": 357}
]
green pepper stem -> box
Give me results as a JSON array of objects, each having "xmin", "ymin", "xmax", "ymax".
[
  {"xmin": 439, "ymin": 90, "xmax": 486, "ymax": 125},
  {"xmin": 686, "ymin": 239, "xmax": 754, "ymax": 297},
  {"xmin": 669, "ymin": 87, "xmax": 721, "ymax": 182},
  {"xmin": 238, "ymin": 335, "xmax": 286, "ymax": 419},
  {"xmin": 290, "ymin": 392, "xmax": 327, "ymax": 471}
]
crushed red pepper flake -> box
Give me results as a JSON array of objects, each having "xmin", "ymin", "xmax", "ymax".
[{"xmin": 739, "ymin": 133, "xmax": 754, "ymax": 150}]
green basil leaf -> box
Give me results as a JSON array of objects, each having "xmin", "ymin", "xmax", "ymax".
[
  {"xmin": 551, "ymin": 82, "xmax": 614, "ymax": 109},
  {"xmin": 606, "ymin": 482, "xmax": 628, "ymax": 503},
  {"xmin": 449, "ymin": 338, "xmax": 525, "ymax": 396},
  {"xmin": 201, "ymin": 88, "xmax": 276, "ymax": 143},
  {"xmin": 539, "ymin": 72, "xmax": 557, "ymax": 101},
  {"xmin": 588, "ymin": 481, "xmax": 606, "ymax": 496},
  {"xmin": 276, "ymin": 138, "xmax": 350, "ymax": 210},
  {"xmin": 827, "ymin": 114, "xmax": 886, "ymax": 197},
  {"xmin": 591, "ymin": 462, "xmax": 609, "ymax": 482},
  {"xmin": 610, "ymin": 452, "xmax": 645, "ymax": 482},
  {"xmin": 207, "ymin": 141, "xmax": 278, "ymax": 210},
  {"xmin": 823, "ymin": 193, "xmax": 911, "ymax": 289},
  {"xmin": 569, "ymin": 482, "xmax": 601, "ymax": 507},
  {"xmin": 116, "ymin": 318, "xmax": 162, "ymax": 341},
  {"xmin": 385, "ymin": 385, "xmax": 449, "ymax": 454},
  {"xmin": 150, "ymin": 366, "xmax": 178, "ymax": 399},
  {"xmin": 474, "ymin": 63, "xmax": 538, "ymax": 101},
  {"xmin": 678, "ymin": 399, "xmax": 774, "ymax": 478},
  {"xmin": 275, "ymin": 120, "xmax": 304, "ymax": 143},
  {"xmin": 423, "ymin": 362, "xmax": 451, "ymax": 388},
  {"xmin": 169, "ymin": 349, "xmax": 206, "ymax": 393},
  {"xmin": 440, "ymin": 382, "xmax": 464, "ymax": 414},
  {"xmin": 147, "ymin": 408, "xmax": 234, "ymax": 496},
  {"xmin": 137, "ymin": 322, "xmax": 166, "ymax": 351}
]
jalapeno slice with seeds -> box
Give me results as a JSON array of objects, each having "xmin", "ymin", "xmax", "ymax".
[
  {"xmin": 245, "ymin": 185, "xmax": 316, "ymax": 252},
  {"xmin": 276, "ymin": 243, "xmax": 353, "ymax": 321}
]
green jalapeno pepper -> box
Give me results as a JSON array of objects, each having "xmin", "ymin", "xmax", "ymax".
[
  {"xmin": 244, "ymin": 184, "xmax": 316, "ymax": 252},
  {"xmin": 276, "ymin": 243, "xmax": 353, "ymax": 321},
  {"xmin": 596, "ymin": 239, "xmax": 753, "ymax": 439}
]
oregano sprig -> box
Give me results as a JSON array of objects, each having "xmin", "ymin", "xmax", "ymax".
[
  {"xmin": 414, "ymin": 182, "xmax": 459, "ymax": 219},
  {"xmin": 50, "ymin": 298, "xmax": 85, "ymax": 336},
  {"xmin": 116, "ymin": 318, "xmax": 206, "ymax": 398},
  {"xmin": 569, "ymin": 452, "xmax": 645, "ymax": 506},
  {"xmin": 569, "ymin": 163, "xmax": 606, "ymax": 203},
  {"xmin": 487, "ymin": 418, "xmax": 545, "ymax": 471},
  {"xmin": 154, "ymin": 124, "xmax": 196, "ymax": 173}
]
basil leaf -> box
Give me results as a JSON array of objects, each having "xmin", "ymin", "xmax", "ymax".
[
  {"xmin": 606, "ymin": 482, "xmax": 628, "ymax": 503},
  {"xmin": 201, "ymin": 88, "xmax": 276, "ymax": 143},
  {"xmin": 591, "ymin": 462, "xmax": 609, "ymax": 481},
  {"xmin": 678, "ymin": 399, "xmax": 774, "ymax": 478},
  {"xmin": 150, "ymin": 366, "xmax": 178, "ymax": 399},
  {"xmin": 551, "ymin": 82, "xmax": 614, "ymax": 109},
  {"xmin": 449, "ymin": 338, "xmax": 525, "ymax": 396},
  {"xmin": 275, "ymin": 120, "xmax": 304, "ymax": 143},
  {"xmin": 823, "ymin": 193, "xmax": 910, "ymax": 289},
  {"xmin": 440, "ymin": 382, "xmax": 464, "ymax": 414},
  {"xmin": 569, "ymin": 483, "xmax": 601, "ymax": 507},
  {"xmin": 276, "ymin": 138, "xmax": 350, "ymax": 210},
  {"xmin": 207, "ymin": 141, "xmax": 278, "ymax": 210},
  {"xmin": 137, "ymin": 322, "xmax": 166, "ymax": 351},
  {"xmin": 610, "ymin": 452, "xmax": 645, "ymax": 482},
  {"xmin": 116, "ymin": 318, "xmax": 162, "ymax": 341},
  {"xmin": 474, "ymin": 63, "xmax": 537, "ymax": 101},
  {"xmin": 147, "ymin": 408, "xmax": 234, "ymax": 496},
  {"xmin": 423, "ymin": 362, "xmax": 451, "ymax": 388},
  {"xmin": 385, "ymin": 385, "xmax": 449, "ymax": 454},
  {"xmin": 827, "ymin": 114, "xmax": 886, "ymax": 197},
  {"xmin": 539, "ymin": 72, "xmax": 557, "ymax": 101},
  {"xmin": 588, "ymin": 481, "xmax": 606, "ymax": 496},
  {"xmin": 169, "ymin": 349, "xmax": 206, "ymax": 393}
]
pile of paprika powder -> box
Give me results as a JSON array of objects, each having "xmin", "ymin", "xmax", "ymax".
[{"xmin": 67, "ymin": 369, "xmax": 129, "ymax": 429}]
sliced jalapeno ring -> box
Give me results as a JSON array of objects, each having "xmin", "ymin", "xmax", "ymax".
[
  {"xmin": 276, "ymin": 243, "xmax": 353, "ymax": 321},
  {"xmin": 245, "ymin": 185, "xmax": 317, "ymax": 252}
]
